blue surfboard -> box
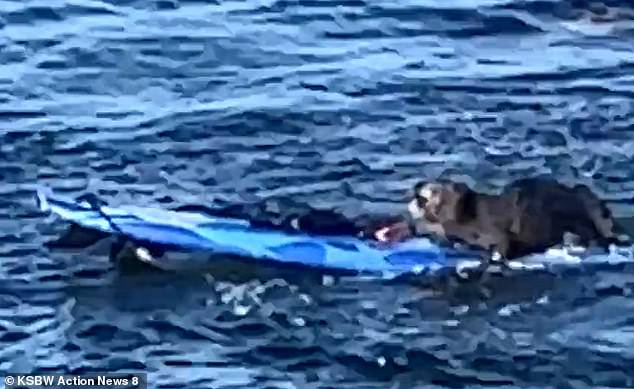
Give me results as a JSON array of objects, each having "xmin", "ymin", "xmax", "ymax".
[{"xmin": 35, "ymin": 189, "xmax": 486, "ymax": 276}]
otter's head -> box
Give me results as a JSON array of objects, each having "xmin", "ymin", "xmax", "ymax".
[{"xmin": 407, "ymin": 180, "xmax": 474, "ymax": 224}]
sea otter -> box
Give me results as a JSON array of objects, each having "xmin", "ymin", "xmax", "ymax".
[{"xmin": 374, "ymin": 177, "xmax": 628, "ymax": 261}]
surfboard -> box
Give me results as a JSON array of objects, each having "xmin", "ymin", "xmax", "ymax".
[{"xmin": 35, "ymin": 189, "xmax": 482, "ymax": 276}]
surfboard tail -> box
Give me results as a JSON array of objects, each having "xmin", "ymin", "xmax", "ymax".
[{"xmin": 35, "ymin": 187, "xmax": 51, "ymax": 212}]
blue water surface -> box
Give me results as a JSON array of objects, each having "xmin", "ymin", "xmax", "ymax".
[{"xmin": 2, "ymin": 0, "xmax": 634, "ymax": 387}]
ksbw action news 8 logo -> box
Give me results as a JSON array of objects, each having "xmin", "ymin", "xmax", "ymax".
[{"xmin": 3, "ymin": 373, "xmax": 146, "ymax": 388}]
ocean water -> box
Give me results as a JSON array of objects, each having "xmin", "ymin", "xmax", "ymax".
[{"xmin": 2, "ymin": 0, "xmax": 634, "ymax": 387}]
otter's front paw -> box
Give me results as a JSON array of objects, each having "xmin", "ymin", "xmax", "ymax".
[{"xmin": 374, "ymin": 221, "xmax": 412, "ymax": 243}]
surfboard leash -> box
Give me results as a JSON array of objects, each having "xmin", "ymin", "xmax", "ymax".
[
  {"xmin": 76, "ymin": 193, "xmax": 165, "ymax": 266},
  {"xmin": 76, "ymin": 193, "xmax": 139, "ymax": 263},
  {"xmin": 77, "ymin": 193, "xmax": 125, "ymax": 235}
]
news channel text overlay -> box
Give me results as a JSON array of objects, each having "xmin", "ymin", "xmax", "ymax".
[{"xmin": 3, "ymin": 373, "xmax": 146, "ymax": 389}]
